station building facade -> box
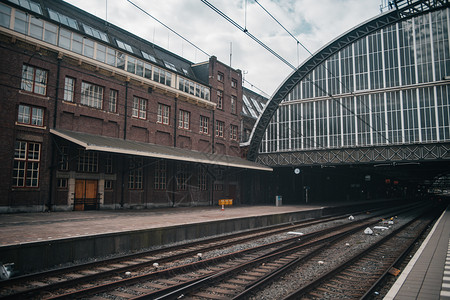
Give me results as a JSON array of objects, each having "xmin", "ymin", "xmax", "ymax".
[{"xmin": 0, "ymin": 0, "xmax": 271, "ymax": 212}]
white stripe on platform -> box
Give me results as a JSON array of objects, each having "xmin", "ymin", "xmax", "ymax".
[
  {"xmin": 383, "ymin": 209, "xmax": 448, "ymax": 300},
  {"xmin": 443, "ymin": 283, "xmax": 450, "ymax": 288},
  {"xmin": 441, "ymin": 290, "xmax": 450, "ymax": 297}
]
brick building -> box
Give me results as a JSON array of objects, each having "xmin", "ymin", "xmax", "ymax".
[{"xmin": 0, "ymin": 0, "xmax": 271, "ymax": 212}]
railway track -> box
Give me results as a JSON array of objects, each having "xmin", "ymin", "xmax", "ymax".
[
  {"xmin": 0, "ymin": 202, "xmax": 428, "ymax": 299},
  {"xmin": 279, "ymin": 209, "xmax": 438, "ymax": 300}
]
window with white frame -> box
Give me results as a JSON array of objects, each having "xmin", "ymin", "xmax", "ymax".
[
  {"xmin": 200, "ymin": 115, "xmax": 209, "ymax": 134},
  {"xmin": 132, "ymin": 96, "xmax": 147, "ymax": 120},
  {"xmin": 13, "ymin": 141, "xmax": 40, "ymax": 188},
  {"xmin": 17, "ymin": 104, "xmax": 44, "ymax": 127},
  {"xmin": 21, "ymin": 64, "xmax": 48, "ymax": 95},
  {"xmin": 215, "ymin": 120, "xmax": 224, "ymax": 137},
  {"xmin": 230, "ymin": 124, "xmax": 238, "ymax": 141},
  {"xmin": 63, "ymin": 77, "xmax": 75, "ymax": 102},
  {"xmin": 109, "ymin": 89, "xmax": 117, "ymax": 113},
  {"xmin": 81, "ymin": 82, "xmax": 103, "ymax": 109},
  {"xmin": 157, "ymin": 103, "xmax": 170, "ymax": 125},
  {"xmin": 178, "ymin": 110, "xmax": 190, "ymax": 129}
]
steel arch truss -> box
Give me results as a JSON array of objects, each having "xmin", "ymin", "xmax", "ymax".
[
  {"xmin": 247, "ymin": 0, "xmax": 449, "ymax": 162},
  {"xmin": 255, "ymin": 143, "xmax": 450, "ymax": 167}
]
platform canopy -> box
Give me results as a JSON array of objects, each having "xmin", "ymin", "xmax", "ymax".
[{"xmin": 51, "ymin": 129, "xmax": 272, "ymax": 172}]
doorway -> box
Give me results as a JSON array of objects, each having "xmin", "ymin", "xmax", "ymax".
[{"xmin": 74, "ymin": 180, "xmax": 99, "ymax": 211}]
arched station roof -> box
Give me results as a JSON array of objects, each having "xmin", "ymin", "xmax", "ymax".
[{"xmin": 245, "ymin": 0, "xmax": 449, "ymax": 161}]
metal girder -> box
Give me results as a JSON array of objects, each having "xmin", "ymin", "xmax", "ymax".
[
  {"xmin": 247, "ymin": 0, "xmax": 450, "ymax": 162},
  {"xmin": 256, "ymin": 142, "xmax": 450, "ymax": 167}
]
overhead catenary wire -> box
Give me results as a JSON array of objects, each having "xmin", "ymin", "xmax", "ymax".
[
  {"xmin": 126, "ymin": 0, "xmax": 210, "ymax": 58},
  {"xmin": 200, "ymin": 0, "xmax": 296, "ymax": 70}
]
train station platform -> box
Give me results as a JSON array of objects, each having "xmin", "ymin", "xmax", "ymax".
[
  {"xmin": 384, "ymin": 205, "xmax": 450, "ymax": 300},
  {"xmin": 2, "ymin": 203, "xmax": 350, "ymax": 274}
]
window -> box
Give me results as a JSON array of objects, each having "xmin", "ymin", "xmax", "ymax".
[
  {"xmin": 157, "ymin": 103, "xmax": 170, "ymax": 125},
  {"xmin": 128, "ymin": 158, "xmax": 143, "ymax": 189},
  {"xmin": 200, "ymin": 115, "xmax": 209, "ymax": 134},
  {"xmin": 217, "ymin": 72, "xmax": 224, "ymax": 82},
  {"xmin": 198, "ymin": 166, "xmax": 208, "ymax": 191},
  {"xmin": 10, "ymin": 0, "xmax": 42, "ymax": 14},
  {"xmin": 215, "ymin": 120, "xmax": 224, "ymax": 137},
  {"xmin": 179, "ymin": 110, "xmax": 190, "ymax": 129},
  {"xmin": 0, "ymin": 4, "xmax": 11, "ymax": 28},
  {"xmin": 77, "ymin": 149, "xmax": 98, "ymax": 173},
  {"xmin": 63, "ymin": 77, "xmax": 75, "ymax": 102},
  {"xmin": 17, "ymin": 104, "xmax": 44, "ymax": 127},
  {"xmin": 142, "ymin": 51, "xmax": 156, "ymax": 62},
  {"xmin": 116, "ymin": 39, "xmax": 133, "ymax": 52},
  {"xmin": 153, "ymin": 66, "xmax": 172, "ymax": 86},
  {"xmin": 105, "ymin": 154, "xmax": 113, "ymax": 174},
  {"xmin": 13, "ymin": 141, "xmax": 40, "ymax": 187},
  {"xmin": 82, "ymin": 24, "xmax": 109, "ymax": 42},
  {"xmin": 154, "ymin": 160, "xmax": 166, "ymax": 190},
  {"xmin": 48, "ymin": 9, "xmax": 78, "ymax": 29},
  {"xmin": 231, "ymin": 95, "xmax": 237, "ymax": 114},
  {"xmin": 105, "ymin": 180, "xmax": 113, "ymax": 190},
  {"xmin": 230, "ymin": 125, "xmax": 238, "ymax": 141},
  {"xmin": 57, "ymin": 178, "xmax": 67, "ymax": 188},
  {"xmin": 132, "ymin": 96, "xmax": 147, "ymax": 120},
  {"xmin": 21, "ymin": 65, "xmax": 48, "ymax": 95},
  {"xmin": 164, "ymin": 61, "xmax": 177, "ymax": 72},
  {"xmin": 58, "ymin": 146, "xmax": 68, "ymax": 171},
  {"xmin": 231, "ymin": 78, "xmax": 237, "ymax": 88},
  {"xmin": 109, "ymin": 89, "xmax": 117, "ymax": 113},
  {"xmin": 176, "ymin": 164, "xmax": 189, "ymax": 191},
  {"xmin": 81, "ymin": 82, "xmax": 103, "ymax": 109},
  {"xmin": 217, "ymin": 90, "xmax": 223, "ymax": 109}
]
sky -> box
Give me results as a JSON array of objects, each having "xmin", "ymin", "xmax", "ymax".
[{"xmin": 64, "ymin": 0, "xmax": 384, "ymax": 97}]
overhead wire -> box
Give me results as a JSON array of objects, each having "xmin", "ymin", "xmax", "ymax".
[{"xmin": 200, "ymin": 0, "xmax": 296, "ymax": 70}]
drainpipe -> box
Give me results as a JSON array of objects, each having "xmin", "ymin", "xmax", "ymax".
[
  {"xmin": 211, "ymin": 110, "xmax": 215, "ymax": 154},
  {"xmin": 120, "ymin": 81, "xmax": 129, "ymax": 208},
  {"xmin": 47, "ymin": 58, "xmax": 62, "ymax": 211},
  {"xmin": 172, "ymin": 97, "xmax": 177, "ymax": 207}
]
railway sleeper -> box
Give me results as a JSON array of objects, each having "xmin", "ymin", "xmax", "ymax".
[{"xmin": 194, "ymin": 291, "xmax": 227, "ymax": 299}]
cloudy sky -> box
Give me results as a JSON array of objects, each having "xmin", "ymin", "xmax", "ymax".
[{"xmin": 64, "ymin": 0, "xmax": 384, "ymax": 97}]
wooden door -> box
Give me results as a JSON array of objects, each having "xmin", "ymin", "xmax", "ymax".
[{"xmin": 74, "ymin": 180, "xmax": 98, "ymax": 211}]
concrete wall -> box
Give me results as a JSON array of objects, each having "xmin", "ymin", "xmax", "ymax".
[{"xmin": 0, "ymin": 208, "xmax": 322, "ymax": 274}]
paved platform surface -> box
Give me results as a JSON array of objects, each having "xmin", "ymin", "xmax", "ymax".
[
  {"xmin": 0, "ymin": 205, "xmax": 324, "ymax": 247},
  {"xmin": 384, "ymin": 206, "xmax": 450, "ymax": 300}
]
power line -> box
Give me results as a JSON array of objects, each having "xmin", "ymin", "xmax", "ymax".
[
  {"xmin": 125, "ymin": 0, "xmax": 210, "ymax": 58},
  {"xmin": 200, "ymin": 0, "xmax": 296, "ymax": 70}
]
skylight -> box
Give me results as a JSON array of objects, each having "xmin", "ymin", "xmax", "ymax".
[
  {"xmin": 82, "ymin": 24, "xmax": 109, "ymax": 42},
  {"xmin": 8, "ymin": 0, "xmax": 41, "ymax": 14},
  {"xmin": 142, "ymin": 51, "xmax": 156, "ymax": 62},
  {"xmin": 48, "ymin": 9, "xmax": 78, "ymax": 30},
  {"xmin": 116, "ymin": 39, "xmax": 133, "ymax": 53}
]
